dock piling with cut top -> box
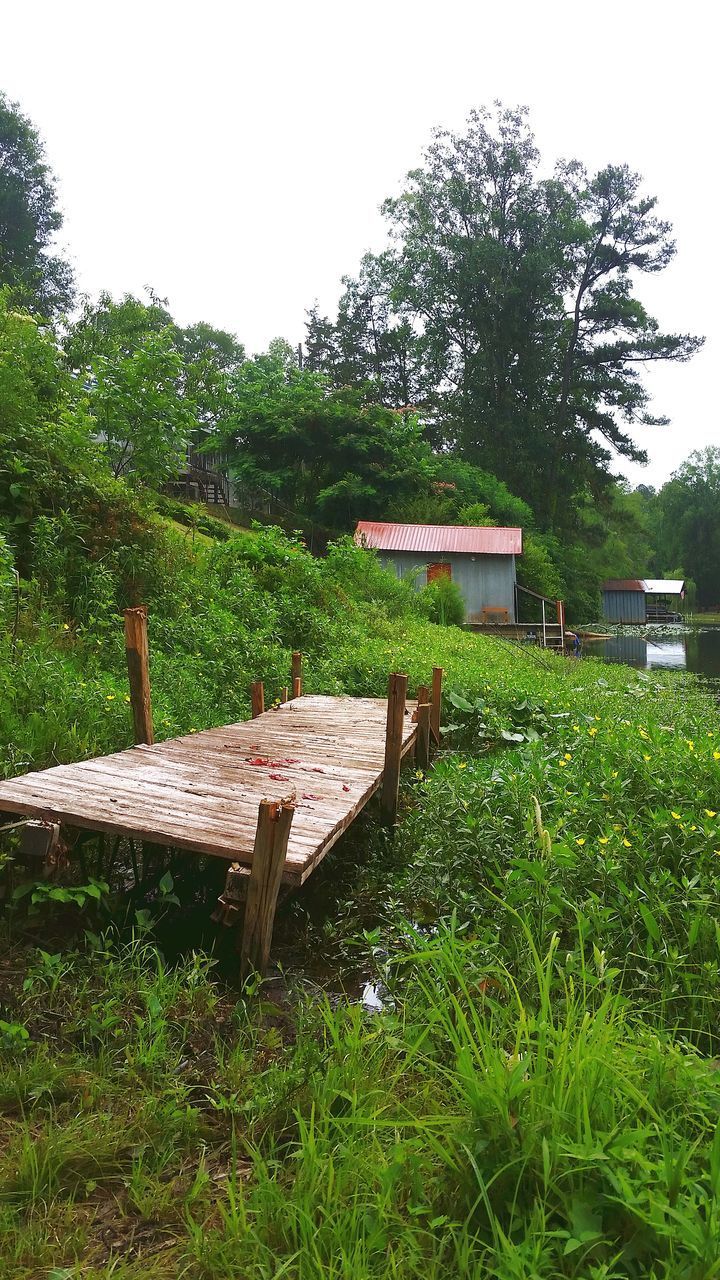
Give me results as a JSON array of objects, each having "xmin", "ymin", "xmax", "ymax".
[{"xmin": 123, "ymin": 607, "xmax": 154, "ymax": 745}]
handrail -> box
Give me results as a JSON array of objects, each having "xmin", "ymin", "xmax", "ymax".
[{"xmin": 515, "ymin": 583, "xmax": 557, "ymax": 607}]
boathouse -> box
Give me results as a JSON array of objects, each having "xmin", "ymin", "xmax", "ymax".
[
  {"xmin": 355, "ymin": 521, "xmax": 522, "ymax": 624},
  {"xmin": 601, "ymin": 579, "xmax": 685, "ymax": 624}
]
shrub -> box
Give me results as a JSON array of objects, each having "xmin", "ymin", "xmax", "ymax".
[
  {"xmin": 417, "ymin": 576, "xmax": 465, "ymax": 626},
  {"xmin": 0, "ymin": 531, "xmax": 15, "ymax": 625}
]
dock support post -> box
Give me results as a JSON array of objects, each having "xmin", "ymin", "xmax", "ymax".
[
  {"xmin": 292, "ymin": 651, "xmax": 303, "ymax": 699},
  {"xmin": 240, "ymin": 799, "xmax": 294, "ymax": 982},
  {"xmin": 417, "ymin": 702, "xmax": 431, "ymax": 769},
  {"xmin": 250, "ymin": 681, "xmax": 265, "ymax": 719},
  {"xmin": 123, "ymin": 607, "xmax": 154, "ymax": 745},
  {"xmin": 280, "ymin": 686, "xmax": 289, "ymax": 704},
  {"xmin": 381, "ymin": 672, "xmax": 408, "ymax": 822},
  {"xmin": 430, "ymin": 667, "xmax": 444, "ymax": 746}
]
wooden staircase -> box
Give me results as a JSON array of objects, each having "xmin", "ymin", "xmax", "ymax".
[{"xmin": 515, "ymin": 586, "xmax": 567, "ymax": 651}]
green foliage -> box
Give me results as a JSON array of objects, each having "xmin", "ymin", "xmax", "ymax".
[
  {"xmin": 516, "ymin": 531, "xmax": 563, "ymax": 602},
  {"xmin": 654, "ymin": 447, "xmax": 720, "ymax": 607},
  {"xmin": 216, "ymin": 345, "xmax": 433, "ymax": 528},
  {"xmin": 64, "ymin": 294, "xmax": 195, "ymax": 488},
  {"xmin": 154, "ymin": 493, "xmax": 234, "ymax": 540},
  {"xmin": 0, "ymin": 532, "xmax": 15, "ymax": 624},
  {"xmin": 1, "ymin": 485, "xmax": 720, "ymax": 1274},
  {"xmin": 309, "ymin": 104, "xmax": 701, "ymax": 530},
  {"xmin": 417, "ymin": 575, "xmax": 465, "ymax": 626},
  {"xmin": 0, "ymin": 93, "xmax": 74, "ymax": 315},
  {"xmin": 455, "ymin": 501, "xmax": 494, "ymax": 526}
]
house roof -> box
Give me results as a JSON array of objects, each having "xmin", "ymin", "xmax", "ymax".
[
  {"xmin": 643, "ymin": 579, "xmax": 685, "ymax": 595},
  {"xmin": 354, "ymin": 522, "xmax": 522, "ymax": 556},
  {"xmin": 602, "ymin": 578, "xmax": 685, "ymax": 595}
]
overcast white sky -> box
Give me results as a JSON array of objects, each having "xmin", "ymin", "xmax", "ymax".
[{"xmin": 2, "ymin": 0, "xmax": 716, "ymax": 487}]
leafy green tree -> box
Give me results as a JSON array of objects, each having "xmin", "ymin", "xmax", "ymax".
[
  {"xmin": 0, "ymin": 92, "xmax": 74, "ymax": 315},
  {"xmin": 64, "ymin": 293, "xmax": 193, "ymax": 487},
  {"xmin": 215, "ymin": 344, "xmax": 433, "ymax": 528},
  {"xmin": 311, "ymin": 105, "xmax": 701, "ymax": 530},
  {"xmin": 64, "ymin": 294, "xmax": 245, "ymax": 486},
  {"xmin": 305, "ymin": 254, "xmax": 427, "ymax": 411},
  {"xmin": 0, "ymin": 291, "xmax": 99, "ymax": 560},
  {"xmin": 655, "ymin": 449, "xmax": 720, "ymax": 607}
]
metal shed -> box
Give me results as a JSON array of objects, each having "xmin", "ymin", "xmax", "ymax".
[
  {"xmin": 602, "ymin": 578, "xmax": 686, "ymax": 625},
  {"xmin": 355, "ymin": 522, "xmax": 522, "ymax": 624},
  {"xmin": 602, "ymin": 580, "xmax": 647, "ymax": 624}
]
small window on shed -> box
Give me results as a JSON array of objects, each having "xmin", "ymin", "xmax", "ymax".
[{"xmin": 427, "ymin": 562, "xmax": 451, "ymax": 584}]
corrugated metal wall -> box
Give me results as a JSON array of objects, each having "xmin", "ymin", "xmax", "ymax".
[
  {"xmin": 380, "ymin": 551, "xmax": 516, "ymax": 622},
  {"xmin": 602, "ymin": 590, "xmax": 646, "ymax": 624}
]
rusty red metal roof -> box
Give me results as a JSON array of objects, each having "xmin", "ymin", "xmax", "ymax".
[
  {"xmin": 355, "ymin": 522, "xmax": 522, "ymax": 555},
  {"xmin": 602, "ymin": 579, "xmax": 645, "ymax": 592}
]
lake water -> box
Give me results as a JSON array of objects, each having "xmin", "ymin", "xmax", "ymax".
[{"xmin": 585, "ymin": 628, "xmax": 720, "ymax": 677}]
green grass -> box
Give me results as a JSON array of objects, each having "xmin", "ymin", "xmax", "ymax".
[{"xmin": 4, "ymin": 518, "xmax": 720, "ymax": 1274}]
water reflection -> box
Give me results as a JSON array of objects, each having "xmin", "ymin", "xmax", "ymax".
[{"xmin": 586, "ymin": 628, "xmax": 720, "ymax": 676}]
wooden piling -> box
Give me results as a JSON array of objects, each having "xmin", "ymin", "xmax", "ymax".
[
  {"xmin": 279, "ymin": 686, "xmax": 289, "ymax": 704},
  {"xmin": 250, "ymin": 681, "xmax": 265, "ymax": 719},
  {"xmin": 416, "ymin": 702, "xmax": 431, "ymax": 769},
  {"xmin": 240, "ymin": 799, "xmax": 294, "ymax": 980},
  {"xmin": 123, "ymin": 607, "xmax": 154, "ymax": 745},
  {"xmin": 291, "ymin": 651, "xmax": 303, "ymax": 699},
  {"xmin": 380, "ymin": 672, "xmax": 408, "ymax": 821},
  {"xmin": 430, "ymin": 667, "xmax": 444, "ymax": 745}
]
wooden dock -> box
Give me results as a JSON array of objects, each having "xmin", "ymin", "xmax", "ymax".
[
  {"xmin": 0, "ymin": 659, "xmax": 441, "ymax": 977},
  {"xmin": 0, "ymin": 610, "xmax": 442, "ymax": 977},
  {"xmin": 0, "ymin": 694, "xmax": 418, "ymax": 887}
]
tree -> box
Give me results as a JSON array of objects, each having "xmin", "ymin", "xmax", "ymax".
[
  {"xmin": 310, "ymin": 105, "xmax": 702, "ymax": 530},
  {"xmin": 64, "ymin": 293, "xmax": 247, "ymax": 489},
  {"xmin": 655, "ymin": 449, "xmax": 720, "ymax": 607},
  {"xmin": 0, "ymin": 290, "xmax": 97, "ymax": 548},
  {"xmin": 64, "ymin": 293, "xmax": 193, "ymax": 488},
  {"xmin": 214, "ymin": 343, "xmax": 433, "ymax": 529},
  {"xmin": 305, "ymin": 254, "xmax": 427, "ymax": 412},
  {"xmin": 0, "ymin": 92, "xmax": 74, "ymax": 316}
]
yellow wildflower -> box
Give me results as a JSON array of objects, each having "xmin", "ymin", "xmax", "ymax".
[
  {"xmin": 559, "ymin": 760, "xmax": 567, "ymax": 768},
  {"xmin": 671, "ymin": 811, "xmax": 681, "ymax": 820},
  {"xmin": 564, "ymin": 752, "xmax": 572, "ymax": 760},
  {"xmin": 643, "ymin": 754, "xmax": 651, "ymax": 762},
  {"xmin": 599, "ymin": 836, "xmax": 609, "ymax": 845},
  {"xmin": 714, "ymin": 752, "xmax": 720, "ymax": 761},
  {"xmin": 576, "ymin": 837, "xmax": 586, "ymax": 846},
  {"xmin": 588, "ymin": 727, "xmax": 598, "ymax": 737},
  {"xmin": 705, "ymin": 810, "xmax": 717, "ymax": 818},
  {"xmin": 623, "ymin": 838, "xmax": 632, "ymax": 847}
]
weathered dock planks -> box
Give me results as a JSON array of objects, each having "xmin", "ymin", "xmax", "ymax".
[{"xmin": 0, "ymin": 695, "xmax": 418, "ymax": 887}]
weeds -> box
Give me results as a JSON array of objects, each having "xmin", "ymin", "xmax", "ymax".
[{"xmin": 2, "ymin": 513, "xmax": 720, "ymax": 1273}]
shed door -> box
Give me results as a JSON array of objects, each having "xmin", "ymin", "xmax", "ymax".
[{"xmin": 427, "ymin": 562, "xmax": 451, "ymax": 584}]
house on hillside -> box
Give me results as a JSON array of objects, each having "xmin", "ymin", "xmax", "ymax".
[
  {"xmin": 602, "ymin": 579, "xmax": 685, "ymax": 624},
  {"xmin": 354, "ymin": 521, "xmax": 522, "ymax": 624}
]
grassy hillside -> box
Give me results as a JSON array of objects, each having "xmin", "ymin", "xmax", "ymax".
[{"xmin": 2, "ymin": 503, "xmax": 720, "ymax": 1277}]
